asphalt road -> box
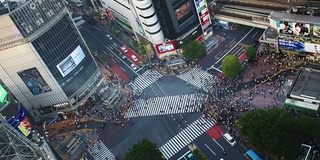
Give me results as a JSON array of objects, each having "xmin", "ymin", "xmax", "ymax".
[
  {"xmin": 199, "ymin": 25, "xmax": 264, "ymax": 71},
  {"xmin": 76, "ymin": 14, "xmax": 262, "ymax": 160}
]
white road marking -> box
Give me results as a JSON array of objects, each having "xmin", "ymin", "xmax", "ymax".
[
  {"xmin": 252, "ymin": 31, "xmax": 259, "ymax": 38},
  {"xmin": 81, "ymin": 27, "xmax": 139, "ymax": 75},
  {"xmin": 212, "ymin": 138, "xmax": 224, "ymax": 151},
  {"xmin": 214, "ymin": 27, "xmax": 255, "ymax": 65},
  {"xmin": 120, "ymin": 67, "xmax": 126, "ymax": 72},
  {"xmin": 234, "ymin": 46, "xmax": 245, "ymax": 56},
  {"xmin": 242, "ymin": 26, "xmax": 248, "ymax": 32},
  {"xmin": 177, "ymin": 150, "xmax": 191, "ymax": 160},
  {"xmin": 228, "ymin": 38, "xmax": 236, "ymax": 45},
  {"xmin": 205, "ymin": 143, "xmax": 217, "ymax": 155}
]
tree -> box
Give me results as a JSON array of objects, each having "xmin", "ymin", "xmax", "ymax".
[
  {"xmin": 139, "ymin": 46, "xmax": 146, "ymax": 55},
  {"xmin": 125, "ymin": 138, "xmax": 164, "ymax": 160},
  {"xmin": 111, "ymin": 26, "xmax": 118, "ymax": 36},
  {"xmin": 105, "ymin": 22, "xmax": 111, "ymax": 29},
  {"xmin": 132, "ymin": 40, "xmax": 139, "ymax": 50},
  {"xmin": 246, "ymin": 45, "xmax": 256, "ymax": 60},
  {"xmin": 98, "ymin": 53, "xmax": 106, "ymax": 63},
  {"xmin": 237, "ymin": 108, "xmax": 320, "ymax": 159},
  {"xmin": 221, "ymin": 55, "xmax": 241, "ymax": 78},
  {"xmin": 182, "ymin": 41, "xmax": 205, "ymax": 61},
  {"xmin": 194, "ymin": 148, "xmax": 208, "ymax": 160}
]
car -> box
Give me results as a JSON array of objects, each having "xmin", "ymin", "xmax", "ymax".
[
  {"xmin": 106, "ymin": 34, "xmax": 112, "ymax": 40},
  {"xmin": 119, "ymin": 53, "xmax": 126, "ymax": 59},
  {"xmin": 223, "ymin": 133, "xmax": 237, "ymax": 146},
  {"xmin": 139, "ymin": 61, "xmax": 146, "ymax": 67},
  {"xmin": 121, "ymin": 46, "xmax": 128, "ymax": 53},
  {"xmin": 131, "ymin": 55, "xmax": 138, "ymax": 61},
  {"xmin": 187, "ymin": 153, "xmax": 197, "ymax": 160},
  {"xmin": 131, "ymin": 64, "xmax": 137, "ymax": 70}
]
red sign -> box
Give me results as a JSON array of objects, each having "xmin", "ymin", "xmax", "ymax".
[
  {"xmin": 200, "ymin": 11, "xmax": 209, "ymax": 19},
  {"xmin": 106, "ymin": 9, "xmax": 113, "ymax": 21},
  {"xmin": 197, "ymin": 35, "xmax": 204, "ymax": 42},
  {"xmin": 155, "ymin": 41, "xmax": 176, "ymax": 54},
  {"xmin": 201, "ymin": 18, "xmax": 210, "ymax": 26}
]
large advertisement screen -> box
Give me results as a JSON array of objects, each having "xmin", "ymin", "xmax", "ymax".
[
  {"xmin": 0, "ymin": 84, "xmax": 8, "ymax": 105},
  {"xmin": 305, "ymin": 43, "xmax": 320, "ymax": 54},
  {"xmin": 7, "ymin": 103, "xmax": 33, "ymax": 137},
  {"xmin": 155, "ymin": 41, "xmax": 176, "ymax": 53},
  {"xmin": 278, "ymin": 38, "xmax": 305, "ymax": 51},
  {"xmin": 18, "ymin": 68, "xmax": 51, "ymax": 95},
  {"xmin": 175, "ymin": 1, "xmax": 191, "ymax": 21},
  {"xmin": 277, "ymin": 21, "xmax": 310, "ymax": 37},
  {"xmin": 56, "ymin": 45, "xmax": 86, "ymax": 77},
  {"xmin": 313, "ymin": 24, "xmax": 320, "ymax": 38}
]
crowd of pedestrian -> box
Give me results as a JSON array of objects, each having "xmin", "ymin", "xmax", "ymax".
[{"xmin": 203, "ymin": 49, "xmax": 294, "ymax": 141}]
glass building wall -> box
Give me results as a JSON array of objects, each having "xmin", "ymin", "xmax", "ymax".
[{"xmin": 31, "ymin": 14, "xmax": 98, "ymax": 97}]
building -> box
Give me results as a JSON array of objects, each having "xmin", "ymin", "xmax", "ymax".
[
  {"xmin": 0, "ymin": 0, "xmax": 103, "ymax": 122},
  {"xmin": 0, "ymin": 84, "xmax": 58, "ymax": 160},
  {"xmin": 284, "ymin": 68, "xmax": 320, "ymax": 114},
  {"xmin": 99, "ymin": 0, "xmax": 213, "ymax": 59},
  {"xmin": 259, "ymin": 1, "xmax": 320, "ymax": 60}
]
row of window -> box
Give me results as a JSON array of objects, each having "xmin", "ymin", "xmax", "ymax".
[
  {"xmin": 10, "ymin": 0, "xmax": 65, "ymax": 37},
  {"xmin": 32, "ymin": 14, "xmax": 98, "ymax": 97}
]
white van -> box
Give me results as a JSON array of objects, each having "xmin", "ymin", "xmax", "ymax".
[{"xmin": 223, "ymin": 133, "xmax": 237, "ymax": 146}]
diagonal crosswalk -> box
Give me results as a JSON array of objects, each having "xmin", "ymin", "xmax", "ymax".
[
  {"xmin": 176, "ymin": 68, "xmax": 216, "ymax": 92},
  {"xmin": 129, "ymin": 69, "xmax": 162, "ymax": 95},
  {"xmin": 87, "ymin": 140, "xmax": 115, "ymax": 160},
  {"xmin": 124, "ymin": 93, "xmax": 204, "ymax": 118},
  {"xmin": 159, "ymin": 117, "xmax": 215, "ymax": 159}
]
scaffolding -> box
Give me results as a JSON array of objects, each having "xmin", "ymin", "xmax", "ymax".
[{"xmin": 0, "ymin": 114, "xmax": 47, "ymax": 160}]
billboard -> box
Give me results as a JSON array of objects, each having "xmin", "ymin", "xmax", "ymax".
[
  {"xmin": 155, "ymin": 41, "xmax": 177, "ymax": 59},
  {"xmin": 155, "ymin": 41, "xmax": 176, "ymax": 53},
  {"xmin": 56, "ymin": 45, "xmax": 86, "ymax": 77},
  {"xmin": 7, "ymin": 103, "xmax": 33, "ymax": 137},
  {"xmin": 305, "ymin": 43, "xmax": 320, "ymax": 54},
  {"xmin": 0, "ymin": 84, "xmax": 8, "ymax": 105},
  {"xmin": 277, "ymin": 21, "xmax": 310, "ymax": 37},
  {"xmin": 175, "ymin": 1, "xmax": 191, "ymax": 21},
  {"xmin": 278, "ymin": 38, "xmax": 305, "ymax": 51},
  {"xmin": 293, "ymin": 22, "xmax": 310, "ymax": 37},
  {"xmin": 313, "ymin": 24, "xmax": 320, "ymax": 38},
  {"xmin": 18, "ymin": 68, "xmax": 51, "ymax": 95}
]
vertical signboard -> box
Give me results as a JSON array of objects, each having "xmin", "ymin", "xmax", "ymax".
[
  {"xmin": 106, "ymin": 9, "xmax": 114, "ymax": 21},
  {"xmin": 194, "ymin": 0, "xmax": 212, "ymax": 40},
  {"xmin": 0, "ymin": 84, "xmax": 8, "ymax": 106},
  {"xmin": 7, "ymin": 103, "xmax": 34, "ymax": 137}
]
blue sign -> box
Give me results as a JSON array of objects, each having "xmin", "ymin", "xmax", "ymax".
[
  {"xmin": 278, "ymin": 38, "xmax": 305, "ymax": 51},
  {"xmin": 7, "ymin": 103, "xmax": 33, "ymax": 136},
  {"xmin": 196, "ymin": 0, "xmax": 204, "ymax": 8}
]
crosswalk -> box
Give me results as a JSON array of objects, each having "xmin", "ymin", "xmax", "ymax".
[
  {"xmin": 87, "ymin": 140, "xmax": 115, "ymax": 160},
  {"xmin": 176, "ymin": 68, "xmax": 216, "ymax": 92},
  {"xmin": 159, "ymin": 117, "xmax": 215, "ymax": 159},
  {"xmin": 129, "ymin": 69, "xmax": 162, "ymax": 95},
  {"xmin": 124, "ymin": 93, "xmax": 203, "ymax": 118}
]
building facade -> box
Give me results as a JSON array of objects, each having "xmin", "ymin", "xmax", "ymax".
[
  {"xmin": 100, "ymin": 0, "xmax": 212, "ymax": 58},
  {"xmin": 261, "ymin": 11, "xmax": 320, "ymax": 62},
  {"xmin": 0, "ymin": 0, "xmax": 103, "ymax": 121}
]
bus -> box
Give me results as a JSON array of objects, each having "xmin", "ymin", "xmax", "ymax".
[
  {"xmin": 245, "ymin": 149, "xmax": 262, "ymax": 160},
  {"xmin": 283, "ymin": 98, "xmax": 320, "ymax": 113}
]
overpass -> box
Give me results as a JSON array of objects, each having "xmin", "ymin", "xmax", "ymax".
[{"xmin": 214, "ymin": 14, "xmax": 269, "ymax": 29}]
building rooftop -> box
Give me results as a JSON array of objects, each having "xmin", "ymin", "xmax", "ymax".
[
  {"xmin": 269, "ymin": 11, "xmax": 320, "ymax": 24},
  {"xmin": 0, "ymin": 0, "xmax": 25, "ymax": 16},
  {"xmin": 264, "ymin": 26, "xmax": 278, "ymax": 39},
  {"xmin": 290, "ymin": 68, "xmax": 320, "ymax": 101}
]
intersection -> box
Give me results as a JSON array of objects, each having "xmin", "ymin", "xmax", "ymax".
[{"xmin": 49, "ymin": 12, "xmax": 267, "ymax": 160}]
